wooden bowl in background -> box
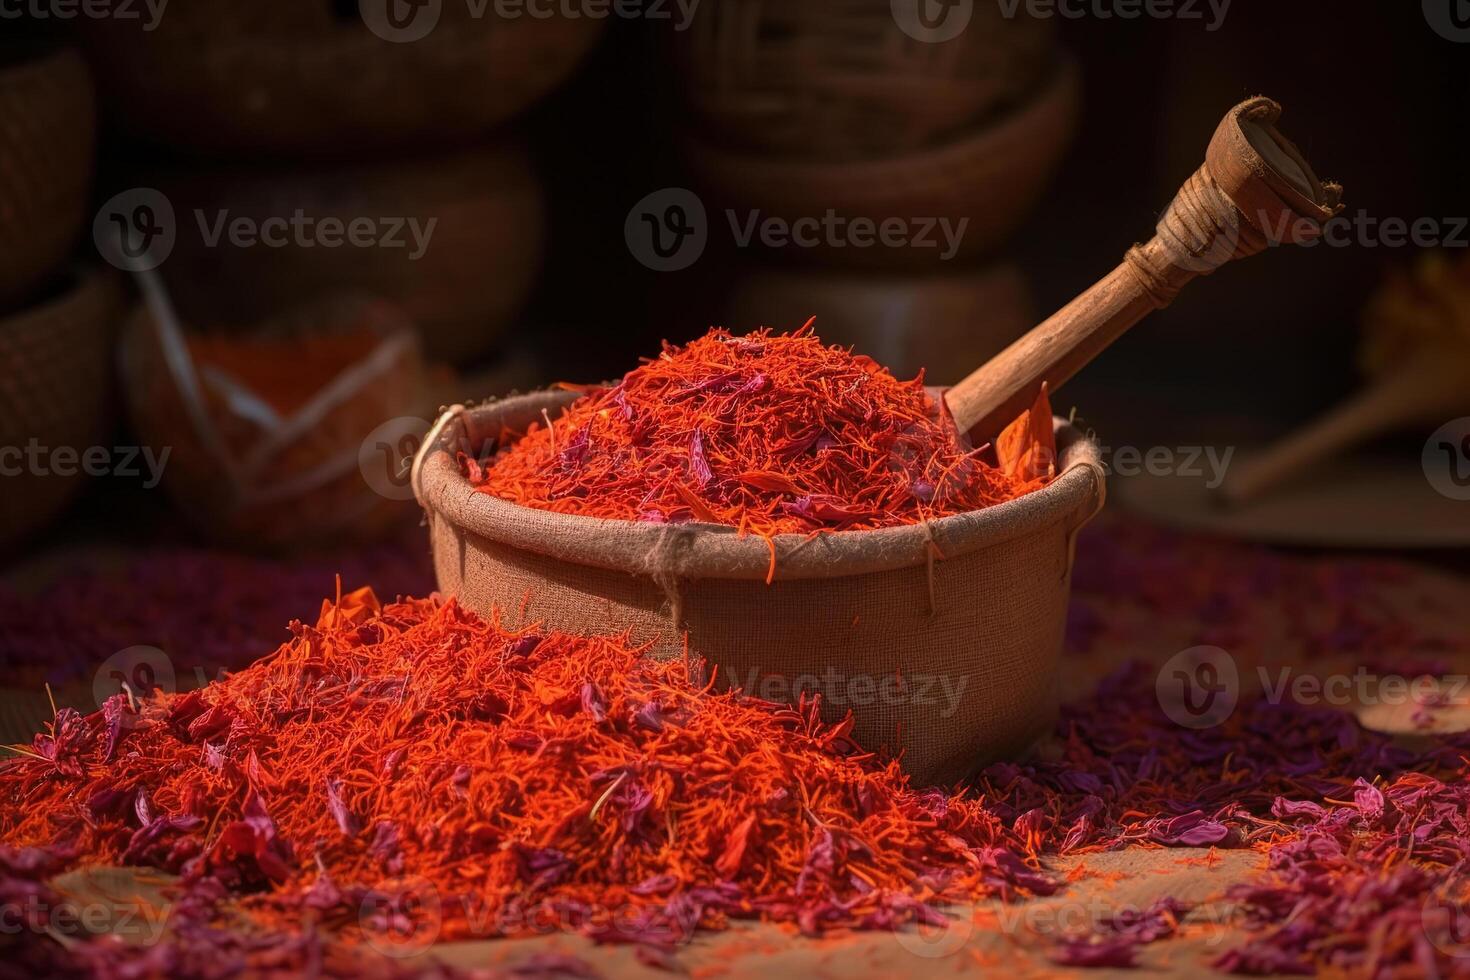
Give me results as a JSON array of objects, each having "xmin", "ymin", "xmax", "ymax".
[
  {"xmin": 120, "ymin": 296, "xmax": 429, "ymax": 553},
  {"xmin": 155, "ymin": 143, "xmax": 544, "ymax": 366},
  {"xmin": 74, "ymin": 5, "xmax": 604, "ymax": 157},
  {"xmin": 673, "ymin": 0, "xmax": 1055, "ymax": 160},
  {"xmin": 684, "ymin": 56, "xmax": 1080, "ymax": 269},
  {"xmin": 0, "ymin": 48, "xmax": 96, "ymax": 308},
  {"xmin": 723, "ymin": 263, "xmax": 1034, "ymax": 385},
  {"xmin": 0, "ymin": 269, "xmax": 121, "ymax": 550}
]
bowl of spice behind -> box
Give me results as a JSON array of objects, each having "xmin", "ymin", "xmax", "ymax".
[
  {"xmin": 122, "ymin": 294, "xmax": 427, "ymax": 552},
  {"xmin": 72, "ymin": 4, "xmax": 603, "ymax": 157},
  {"xmin": 155, "ymin": 143, "xmax": 543, "ymax": 366},
  {"xmin": 0, "ymin": 268, "xmax": 122, "ymax": 550},
  {"xmin": 682, "ymin": 54, "xmax": 1080, "ymax": 269},
  {"xmin": 672, "ymin": 0, "xmax": 1056, "ymax": 160},
  {"xmin": 0, "ymin": 46, "xmax": 96, "ymax": 308},
  {"xmin": 414, "ymin": 327, "xmax": 1104, "ymax": 785}
]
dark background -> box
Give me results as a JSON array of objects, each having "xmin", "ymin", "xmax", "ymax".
[{"xmin": 1, "ymin": 1, "xmax": 1466, "ymax": 557}]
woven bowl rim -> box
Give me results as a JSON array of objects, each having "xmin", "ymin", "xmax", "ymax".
[
  {"xmin": 416, "ymin": 388, "xmax": 1104, "ymax": 582},
  {"xmin": 683, "ymin": 52, "xmax": 1079, "ymax": 177}
]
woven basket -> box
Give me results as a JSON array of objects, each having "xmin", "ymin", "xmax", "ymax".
[
  {"xmin": 414, "ymin": 390, "xmax": 1104, "ymax": 786},
  {"xmin": 121, "ymin": 296, "xmax": 426, "ymax": 553},
  {"xmin": 159, "ymin": 144, "xmax": 543, "ymax": 365},
  {"xmin": 0, "ymin": 48, "xmax": 96, "ymax": 307},
  {"xmin": 74, "ymin": 6, "xmax": 603, "ymax": 157},
  {"xmin": 674, "ymin": 0, "xmax": 1055, "ymax": 160},
  {"xmin": 684, "ymin": 55, "xmax": 1079, "ymax": 268},
  {"xmin": 0, "ymin": 269, "xmax": 121, "ymax": 550}
]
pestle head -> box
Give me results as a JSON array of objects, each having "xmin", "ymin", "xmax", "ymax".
[{"xmin": 1206, "ymin": 97, "xmax": 1344, "ymax": 246}]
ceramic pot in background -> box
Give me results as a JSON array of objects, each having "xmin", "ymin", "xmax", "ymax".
[
  {"xmin": 74, "ymin": 5, "xmax": 603, "ymax": 157},
  {"xmin": 724, "ymin": 263, "xmax": 1034, "ymax": 385},
  {"xmin": 0, "ymin": 269, "xmax": 121, "ymax": 550},
  {"xmin": 684, "ymin": 57, "xmax": 1080, "ymax": 270},
  {"xmin": 154, "ymin": 143, "xmax": 544, "ymax": 366},
  {"xmin": 0, "ymin": 48, "xmax": 96, "ymax": 309}
]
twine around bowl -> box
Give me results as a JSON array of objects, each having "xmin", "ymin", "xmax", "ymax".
[
  {"xmin": 413, "ymin": 389, "xmax": 1104, "ymax": 785},
  {"xmin": 0, "ymin": 47, "xmax": 96, "ymax": 307}
]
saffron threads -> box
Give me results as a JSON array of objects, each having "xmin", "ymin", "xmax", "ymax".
[
  {"xmin": 0, "ymin": 589, "xmax": 1049, "ymax": 954},
  {"xmin": 471, "ymin": 326, "xmax": 1054, "ymax": 537},
  {"xmin": 5, "ymin": 521, "xmax": 1468, "ymax": 975}
]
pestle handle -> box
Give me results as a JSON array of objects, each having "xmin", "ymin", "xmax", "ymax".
[
  {"xmin": 1221, "ymin": 347, "xmax": 1470, "ymax": 505},
  {"xmin": 945, "ymin": 96, "xmax": 1344, "ymax": 442}
]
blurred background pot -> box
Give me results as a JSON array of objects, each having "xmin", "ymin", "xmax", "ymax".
[
  {"xmin": 121, "ymin": 294, "xmax": 428, "ymax": 553},
  {"xmin": 154, "ymin": 143, "xmax": 544, "ymax": 366},
  {"xmin": 0, "ymin": 268, "xmax": 121, "ymax": 550},
  {"xmin": 724, "ymin": 263, "xmax": 1034, "ymax": 384},
  {"xmin": 684, "ymin": 57, "xmax": 1080, "ymax": 269},
  {"xmin": 74, "ymin": 4, "xmax": 604, "ymax": 157},
  {"xmin": 672, "ymin": 0, "xmax": 1055, "ymax": 160},
  {"xmin": 0, "ymin": 47, "xmax": 96, "ymax": 309}
]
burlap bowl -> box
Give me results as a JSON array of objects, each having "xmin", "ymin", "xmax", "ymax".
[{"xmin": 414, "ymin": 390, "xmax": 1103, "ymax": 785}]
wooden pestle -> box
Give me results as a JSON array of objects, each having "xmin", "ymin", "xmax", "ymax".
[
  {"xmin": 1221, "ymin": 345, "xmax": 1470, "ymax": 504},
  {"xmin": 945, "ymin": 97, "xmax": 1345, "ymax": 443}
]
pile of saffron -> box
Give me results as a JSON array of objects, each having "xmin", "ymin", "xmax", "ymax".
[
  {"xmin": 1, "ymin": 589, "xmax": 1042, "ymax": 961},
  {"xmin": 472, "ymin": 325, "xmax": 1053, "ymax": 538},
  {"xmin": 6, "ymin": 522, "xmax": 1470, "ymax": 975}
]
